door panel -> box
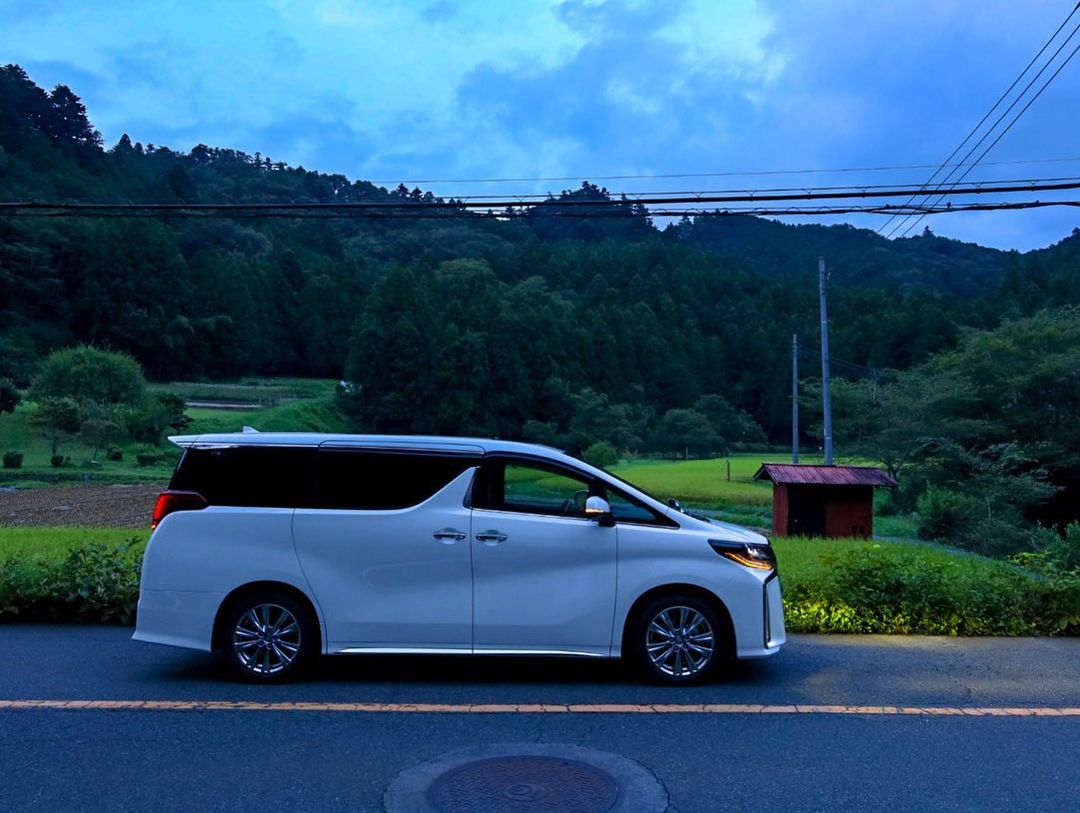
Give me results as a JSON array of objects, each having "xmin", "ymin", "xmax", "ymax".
[
  {"xmin": 292, "ymin": 466, "xmax": 476, "ymax": 649},
  {"xmin": 470, "ymin": 458, "xmax": 618, "ymax": 654},
  {"xmin": 471, "ymin": 509, "xmax": 617, "ymax": 652}
]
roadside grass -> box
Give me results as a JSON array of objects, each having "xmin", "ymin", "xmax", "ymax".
[
  {"xmin": 0, "ymin": 527, "xmax": 145, "ymax": 562},
  {"xmin": 1, "ymin": 527, "xmax": 1075, "ymax": 635},
  {"xmin": 775, "ymin": 536, "xmax": 1079, "ymax": 636},
  {"xmin": 0, "ymin": 528, "xmax": 147, "ymax": 624}
]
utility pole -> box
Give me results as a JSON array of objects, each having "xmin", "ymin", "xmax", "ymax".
[
  {"xmin": 819, "ymin": 257, "xmax": 834, "ymax": 465},
  {"xmin": 791, "ymin": 333, "xmax": 799, "ymax": 463}
]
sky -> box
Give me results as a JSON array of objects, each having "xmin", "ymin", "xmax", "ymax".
[{"xmin": 2, "ymin": 0, "xmax": 1079, "ymax": 250}]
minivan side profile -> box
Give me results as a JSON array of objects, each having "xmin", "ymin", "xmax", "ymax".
[{"xmin": 134, "ymin": 433, "xmax": 785, "ymax": 684}]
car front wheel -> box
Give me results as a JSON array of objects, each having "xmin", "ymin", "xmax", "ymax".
[{"xmin": 630, "ymin": 595, "xmax": 727, "ymax": 685}]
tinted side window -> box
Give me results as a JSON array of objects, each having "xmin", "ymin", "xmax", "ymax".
[
  {"xmin": 474, "ymin": 460, "xmax": 600, "ymax": 518},
  {"xmin": 606, "ymin": 489, "xmax": 677, "ymax": 526},
  {"xmin": 170, "ymin": 446, "xmax": 315, "ymax": 508},
  {"xmin": 315, "ymin": 451, "xmax": 475, "ymax": 510}
]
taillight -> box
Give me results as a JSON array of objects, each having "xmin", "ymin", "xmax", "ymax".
[{"xmin": 151, "ymin": 490, "xmax": 208, "ymax": 529}]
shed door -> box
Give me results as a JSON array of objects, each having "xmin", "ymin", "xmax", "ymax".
[{"xmin": 788, "ymin": 487, "xmax": 826, "ymax": 537}]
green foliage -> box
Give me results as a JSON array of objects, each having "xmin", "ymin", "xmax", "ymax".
[
  {"xmin": 31, "ymin": 345, "xmax": 146, "ymax": 407},
  {"xmin": 2, "ymin": 451, "xmax": 22, "ymax": 468},
  {"xmin": 106, "ymin": 446, "xmax": 123, "ymax": 461},
  {"xmin": 917, "ymin": 486, "xmax": 979, "ymax": 542},
  {"xmin": 829, "ymin": 309, "xmax": 1080, "ymax": 556},
  {"xmin": 653, "ymin": 408, "xmax": 721, "ymax": 458},
  {"xmin": 136, "ymin": 452, "xmax": 159, "ymax": 467},
  {"xmin": 0, "ymin": 377, "xmax": 19, "ymax": 425},
  {"xmin": 583, "ymin": 441, "xmax": 618, "ymax": 469},
  {"xmin": 1025, "ymin": 522, "xmax": 1080, "ymax": 572},
  {"xmin": 125, "ymin": 392, "xmax": 190, "ymax": 445},
  {"xmin": 776, "ymin": 538, "xmax": 1079, "ymax": 636},
  {"xmin": 0, "ymin": 540, "xmax": 143, "ymax": 624},
  {"xmin": 30, "ymin": 396, "xmax": 81, "ymax": 455}
]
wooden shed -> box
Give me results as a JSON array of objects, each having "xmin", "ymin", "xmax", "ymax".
[{"xmin": 753, "ymin": 464, "xmax": 898, "ymax": 539}]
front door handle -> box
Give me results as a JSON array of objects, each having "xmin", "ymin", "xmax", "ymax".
[
  {"xmin": 432, "ymin": 529, "xmax": 467, "ymax": 544},
  {"xmin": 475, "ymin": 530, "xmax": 508, "ymax": 545}
]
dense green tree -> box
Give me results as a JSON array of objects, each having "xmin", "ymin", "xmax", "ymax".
[
  {"xmin": 0, "ymin": 377, "xmax": 19, "ymax": 427},
  {"xmin": 29, "ymin": 396, "xmax": 81, "ymax": 456},
  {"xmin": 31, "ymin": 345, "xmax": 146, "ymax": 407}
]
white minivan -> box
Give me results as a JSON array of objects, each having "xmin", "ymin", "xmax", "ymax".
[{"xmin": 135, "ymin": 433, "xmax": 785, "ymax": 684}]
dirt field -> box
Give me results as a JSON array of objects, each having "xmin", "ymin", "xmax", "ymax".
[{"xmin": 0, "ymin": 485, "xmax": 164, "ymax": 528}]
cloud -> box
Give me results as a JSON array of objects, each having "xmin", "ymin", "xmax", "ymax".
[{"xmin": 1, "ymin": 0, "xmax": 1076, "ymax": 249}]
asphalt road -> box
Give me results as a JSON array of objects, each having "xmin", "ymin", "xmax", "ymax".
[{"xmin": 0, "ymin": 627, "xmax": 1077, "ymax": 812}]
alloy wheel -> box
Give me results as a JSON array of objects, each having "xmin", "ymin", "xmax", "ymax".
[
  {"xmin": 233, "ymin": 603, "xmax": 302, "ymax": 676},
  {"xmin": 645, "ymin": 605, "xmax": 715, "ymax": 677}
]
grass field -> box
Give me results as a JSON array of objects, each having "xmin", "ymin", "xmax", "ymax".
[
  {"xmin": 0, "ymin": 527, "xmax": 146, "ymax": 561},
  {"xmin": 2, "ymin": 382, "xmax": 920, "ymax": 537},
  {"xmin": 0, "ymin": 380, "xmax": 345, "ymax": 484}
]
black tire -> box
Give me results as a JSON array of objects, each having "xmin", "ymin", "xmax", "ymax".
[
  {"xmin": 221, "ymin": 590, "xmax": 318, "ymax": 683},
  {"xmin": 628, "ymin": 594, "xmax": 729, "ymax": 685}
]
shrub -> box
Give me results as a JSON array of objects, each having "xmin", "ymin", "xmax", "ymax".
[
  {"xmin": 2, "ymin": 451, "xmax": 22, "ymax": 469},
  {"xmin": 916, "ymin": 486, "xmax": 978, "ymax": 541},
  {"xmin": 0, "ymin": 542, "xmax": 143, "ymax": 624},
  {"xmin": 778, "ymin": 540, "xmax": 1080, "ymax": 636},
  {"xmin": 136, "ymin": 452, "xmax": 159, "ymax": 467},
  {"xmin": 583, "ymin": 441, "xmax": 619, "ymax": 470},
  {"xmin": 106, "ymin": 446, "xmax": 124, "ymax": 461},
  {"xmin": 50, "ymin": 454, "xmax": 66, "ymax": 468},
  {"xmin": 1027, "ymin": 522, "xmax": 1080, "ymax": 572}
]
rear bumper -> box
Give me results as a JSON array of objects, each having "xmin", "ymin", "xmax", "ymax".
[{"xmin": 132, "ymin": 588, "xmax": 222, "ymax": 652}]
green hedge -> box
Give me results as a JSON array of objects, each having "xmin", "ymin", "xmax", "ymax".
[
  {"xmin": 0, "ymin": 535, "xmax": 143, "ymax": 624},
  {"xmin": 1, "ymin": 531, "xmax": 1077, "ymax": 634},
  {"xmin": 776, "ymin": 538, "xmax": 1080, "ymax": 636}
]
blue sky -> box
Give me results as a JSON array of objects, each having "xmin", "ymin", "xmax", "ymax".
[{"xmin": 3, "ymin": 0, "xmax": 1079, "ymax": 250}]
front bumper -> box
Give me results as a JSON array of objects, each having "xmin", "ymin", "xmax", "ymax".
[{"xmin": 736, "ymin": 574, "xmax": 786, "ymax": 659}]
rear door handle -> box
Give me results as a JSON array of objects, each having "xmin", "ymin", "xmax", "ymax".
[
  {"xmin": 475, "ymin": 530, "xmax": 508, "ymax": 545},
  {"xmin": 432, "ymin": 529, "xmax": 467, "ymax": 544}
]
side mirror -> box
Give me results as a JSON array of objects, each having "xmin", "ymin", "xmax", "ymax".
[{"xmin": 585, "ymin": 496, "xmax": 615, "ymax": 527}]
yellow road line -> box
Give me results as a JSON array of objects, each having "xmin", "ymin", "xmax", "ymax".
[{"xmin": 0, "ymin": 700, "xmax": 1077, "ymax": 716}]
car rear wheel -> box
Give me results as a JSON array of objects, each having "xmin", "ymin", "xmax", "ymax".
[
  {"xmin": 629, "ymin": 594, "xmax": 727, "ymax": 685},
  {"xmin": 222, "ymin": 591, "xmax": 317, "ymax": 683}
]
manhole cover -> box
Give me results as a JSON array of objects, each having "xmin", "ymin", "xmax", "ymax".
[
  {"xmin": 384, "ymin": 743, "xmax": 667, "ymax": 813},
  {"xmin": 428, "ymin": 755, "xmax": 618, "ymax": 812}
]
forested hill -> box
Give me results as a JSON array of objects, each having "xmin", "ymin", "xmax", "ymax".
[
  {"xmin": 679, "ymin": 216, "xmax": 1009, "ymax": 296},
  {"xmin": 2, "ymin": 64, "xmax": 1078, "ymax": 446}
]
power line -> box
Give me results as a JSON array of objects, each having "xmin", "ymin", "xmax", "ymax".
[
  {"xmin": 370, "ymin": 155, "xmax": 1080, "ymax": 186},
  {"xmin": 877, "ymin": 2, "xmax": 1080, "ymax": 237},
  {"xmin": 885, "ymin": 7, "xmax": 1080, "ymax": 240},
  {"xmin": 4, "ymin": 178, "xmax": 1079, "ymax": 217},
  {"xmin": 371, "ymin": 174, "xmax": 1080, "ymax": 202},
  {"xmin": 3, "ymin": 200, "xmax": 1076, "ymax": 220},
  {"xmin": 895, "ymin": 35, "xmax": 1080, "ymax": 238}
]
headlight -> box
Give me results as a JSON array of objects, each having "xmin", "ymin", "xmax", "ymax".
[{"xmin": 708, "ymin": 539, "xmax": 776, "ymax": 572}]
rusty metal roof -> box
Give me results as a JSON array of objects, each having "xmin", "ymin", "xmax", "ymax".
[{"xmin": 753, "ymin": 463, "xmax": 897, "ymax": 487}]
